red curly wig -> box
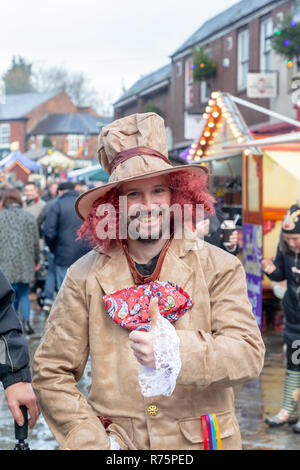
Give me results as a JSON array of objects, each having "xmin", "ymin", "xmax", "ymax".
[{"xmin": 78, "ymin": 170, "xmax": 214, "ymax": 253}]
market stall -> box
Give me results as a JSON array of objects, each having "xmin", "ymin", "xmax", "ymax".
[
  {"xmin": 38, "ymin": 150, "xmax": 75, "ymax": 171},
  {"xmin": 68, "ymin": 164, "xmax": 109, "ymax": 183},
  {"xmin": 185, "ymin": 91, "xmax": 300, "ymax": 329},
  {"xmin": 0, "ymin": 150, "xmax": 42, "ymax": 183}
]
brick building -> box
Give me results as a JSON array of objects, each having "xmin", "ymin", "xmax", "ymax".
[
  {"xmin": 28, "ymin": 113, "xmax": 112, "ymax": 163},
  {"xmin": 114, "ymin": 0, "xmax": 299, "ymax": 154},
  {"xmin": 0, "ymin": 90, "xmax": 111, "ymax": 161}
]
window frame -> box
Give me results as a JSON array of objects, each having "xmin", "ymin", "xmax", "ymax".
[
  {"xmin": 200, "ymin": 80, "xmax": 210, "ymax": 104},
  {"xmin": 260, "ymin": 17, "xmax": 273, "ymax": 72},
  {"xmin": 185, "ymin": 57, "xmax": 194, "ymax": 107},
  {"xmin": 0, "ymin": 123, "xmax": 10, "ymax": 148},
  {"xmin": 67, "ymin": 134, "xmax": 85, "ymax": 156},
  {"xmin": 237, "ymin": 29, "xmax": 249, "ymax": 91}
]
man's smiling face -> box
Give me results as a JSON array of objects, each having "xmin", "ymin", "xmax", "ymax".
[{"xmin": 119, "ymin": 175, "xmax": 171, "ymax": 242}]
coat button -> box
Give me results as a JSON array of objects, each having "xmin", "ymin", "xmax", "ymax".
[{"xmin": 147, "ymin": 405, "xmax": 159, "ymax": 416}]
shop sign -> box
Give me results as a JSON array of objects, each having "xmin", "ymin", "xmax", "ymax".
[
  {"xmin": 247, "ymin": 73, "xmax": 277, "ymax": 98},
  {"xmin": 242, "ymin": 224, "xmax": 263, "ymax": 329}
]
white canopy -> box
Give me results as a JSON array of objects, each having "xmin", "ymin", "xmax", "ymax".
[
  {"xmin": 222, "ymin": 131, "xmax": 300, "ymax": 150},
  {"xmin": 38, "ymin": 151, "xmax": 75, "ymax": 170}
]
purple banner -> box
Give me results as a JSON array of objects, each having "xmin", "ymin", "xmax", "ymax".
[{"xmin": 242, "ymin": 224, "xmax": 263, "ymax": 329}]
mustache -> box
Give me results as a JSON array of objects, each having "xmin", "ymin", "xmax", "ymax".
[{"xmin": 128, "ymin": 207, "xmax": 169, "ymax": 220}]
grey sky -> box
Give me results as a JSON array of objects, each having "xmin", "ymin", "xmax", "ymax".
[{"xmin": 1, "ymin": 0, "xmax": 238, "ymax": 109}]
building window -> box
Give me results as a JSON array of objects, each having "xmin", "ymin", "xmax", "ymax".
[
  {"xmin": 261, "ymin": 17, "xmax": 273, "ymax": 71},
  {"xmin": 200, "ymin": 81, "xmax": 210, "ymax": 103},
  {"xmin": 185, "ymin": 57, "xmax": 194, "ymax": 107},
  {"xmin": 176, "ymin": 61, "xmax": 182, "ymax": 77},
  {"xmin": 0, "ymin": 124, "xmax": 10, "ymax": 148},
  {"xmin": 275, "ymin": 11, "xmax": 284, "ymax": 25},
  {"xmin": 226, "ymin": 36, "xmax": 233, "ymax": 51},
  {"xmin": 237, "ymin": 29, "xmax": 249, "ymax": 91},
  {"xmin": 67, "ymin": 134, "xmax": 85, "ymax": 156}
]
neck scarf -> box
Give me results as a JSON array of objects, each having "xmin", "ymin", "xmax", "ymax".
[{"xmin": 122, "ymin": 236, "xmax": 173, "ymax": 285}]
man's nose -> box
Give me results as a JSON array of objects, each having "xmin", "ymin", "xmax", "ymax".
[{"xmin": 142, "ymin": 193, "xmax": 155, "ymax": 211}]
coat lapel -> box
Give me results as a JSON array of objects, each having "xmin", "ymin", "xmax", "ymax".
[
  {"xmin": 95, "ymin": 234, "xmax": 197, "ymax": 295},
  {"xmin": 159, "ymin": 239, "xmax": 193, "ymax": 290},
  {"xmin": 95, "ymin": 246, "xmax": 134, "ymax": 295}
]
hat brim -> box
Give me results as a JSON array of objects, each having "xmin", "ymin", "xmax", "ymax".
[{"xmin": 75, "ymin": 163, "xmax": 208, "ymax": 220}]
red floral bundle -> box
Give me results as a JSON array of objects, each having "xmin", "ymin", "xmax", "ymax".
[{"xmin": 103, "ymin": 280, "xmax": 193, "ymax": 331}]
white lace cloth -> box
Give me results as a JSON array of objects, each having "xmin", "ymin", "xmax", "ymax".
[
  {"xmin": 138, "ymin": 314, "xmax": 181, "ymax": 397},
  {"xmin": 109, "ymin": 435, "xmax": 121, "ymax": 450},
  {"xmin": 108, "ymin": 316, "xmax": 181, "ymax": 450}
]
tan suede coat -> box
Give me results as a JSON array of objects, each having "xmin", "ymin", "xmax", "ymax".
[{"xmin": 32, "ymin": 236, "xmax": 265, "ymax": 450}]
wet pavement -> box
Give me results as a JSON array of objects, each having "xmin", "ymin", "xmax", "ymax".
[{"xmin": 1, "ymin": 302, "xmax": 299, "ymax": 450}]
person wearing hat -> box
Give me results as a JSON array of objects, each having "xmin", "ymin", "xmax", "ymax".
[
  {"xmin": 263, "ymin": 202, "xmax": 300, "ymax": 432},
  {"xmin": 42, "ymin": 181, "xmax": 91, "ymax": 291},
  {"xmin": 32, "ymin": 113, "xmax": 265, "ymax": 450}
]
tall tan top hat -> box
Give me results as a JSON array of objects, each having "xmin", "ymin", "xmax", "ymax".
[{"xmin": 76, "ymin": 112, "xmax": 208, "ymax": 219}]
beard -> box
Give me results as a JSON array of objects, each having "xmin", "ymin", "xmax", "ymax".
[
  {"xmin": 128, "ymin": 227, "xmax": 164, "ymax": 243},
  {"xmin": 127, "ymin": 210, "xmax": 171, "ymax": 243}
]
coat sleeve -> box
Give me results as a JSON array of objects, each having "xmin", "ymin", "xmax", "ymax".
[
  {"xmin": 265, "ymin": 244, "xmax": 286, "ymax": 282},
  {"xmin": 32, "ymin": 272, "xmax": 111, "ymax": 450},
  {"xmin": 0, "ymin": 270, "xmax": 31, "ymax": 388},
  {"xmin": 43, "ymin": 202, "xmax": 60, "ymax": 253},
  {"xmin": 176, "ymin": 256, "xmax": 265, "ymax": 389},
  {"xmin": 30, "ymin": 217, "xmax": 41, "ymax": 265}
]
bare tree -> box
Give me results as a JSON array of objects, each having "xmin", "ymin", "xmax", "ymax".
[{"xmin": 32, "ymin": 65, "xmax": 106, "ymax": 112}]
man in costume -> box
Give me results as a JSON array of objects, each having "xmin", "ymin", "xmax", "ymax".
[{"xmin": 33, "ymin": 113, "xmax": 265, "ymax": 450}]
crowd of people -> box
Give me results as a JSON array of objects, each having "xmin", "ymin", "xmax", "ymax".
[
  {"xmin": 0, "ymin": 112, "xmax": 298, "ymax": 450},
  {"xmin": 0, "ymin": 179, "xmax": 91, "ymax": 334}
]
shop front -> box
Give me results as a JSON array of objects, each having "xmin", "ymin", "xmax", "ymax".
[{"xmin": 185, "ymin": 91, "xmax": 300, "ymax": 330}]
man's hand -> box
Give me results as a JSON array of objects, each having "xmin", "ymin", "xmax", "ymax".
[
  {"xmin": 129, "ymin": 297, "xmax": 159, "ymax": 368},
  {"xmin": 262, "ymin": 258, "xmax": 277, "ymax": 275},
  {"xmin": 5, "ymin": 382, "xmax": 40, "ymax": 428},
  {"xmin": 227, "ymin": 230, "xmax": 238, "ymax": 250},
  {"xmin": 196, "ymin": 219, "xmax": 210, "ymax": 238}
]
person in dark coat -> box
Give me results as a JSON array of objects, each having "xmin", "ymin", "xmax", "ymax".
[
  {"xmin": 37, "ymin": 195, "xmax": 59, "ymax": 314},
  {"xmin": 42, "ymin": 182, "xmax": 91, "ymax": 290},
  {"xmin": 263, "ymin": 202, "xmax": 300, "ymax": 432},
  {"xmin": 0, "ymin": 268, "xmax": 40, "ymax": 428}
]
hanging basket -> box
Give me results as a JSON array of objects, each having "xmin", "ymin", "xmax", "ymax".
[{"xmin": 192, "ymin": 46, "xmax": 217, "ymax": 81}]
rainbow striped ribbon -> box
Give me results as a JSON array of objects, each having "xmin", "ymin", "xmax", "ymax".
[{"xmin": 201, "ymin": 413, "xmax": 222, "ymax": 450}]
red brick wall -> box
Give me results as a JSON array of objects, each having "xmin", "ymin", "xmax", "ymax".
[
  {"xmin": 114, "ymin": 85, "xmax": 171, "ymax": 127},
  {"xmin": 40, "ymin": 133, "xmax": 98, "ymax": 161},
  {"xmin": 114, "ymin": 100, "xmax": 139, "ymax": 119},
  {"xmin": 77, "ymin": 106, "xmax": 99, "ymax": 117},
  {"xmin": 7, "ymin": 120, "xmax": 27, "ymax": 153},
  {"xmin": 26, "ymin": 91, "xmax": 77, "ymax": 133},
  {"xmin": 171, "ymin": 0, "xmax": 292, "ymax": 143},
  {"xmin": 170, "ymin": 59, "xmax": 185, "ymax": 143}
]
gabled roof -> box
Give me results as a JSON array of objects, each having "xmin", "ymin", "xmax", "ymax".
[
  {"xmin": 185, "ymin": 91, "xmax": 260, "ymax": 162},
  {"xmin": 171, "ymin": 0, "xmax": 279, "ymax": 57},
  {"xmin": 0, "ymin": 150, "xmax": 42, "ymax": 171},
  {"xmin": 0, "ymin": 90, "xmax": 61, "ymax": 120},
  {"xmin": 28, "ymin": 113, "xmax": 112, "ymax": 136},
  {"xmin": 114, "ymin": 64, "xmax": 171, "ymax": 106}
]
